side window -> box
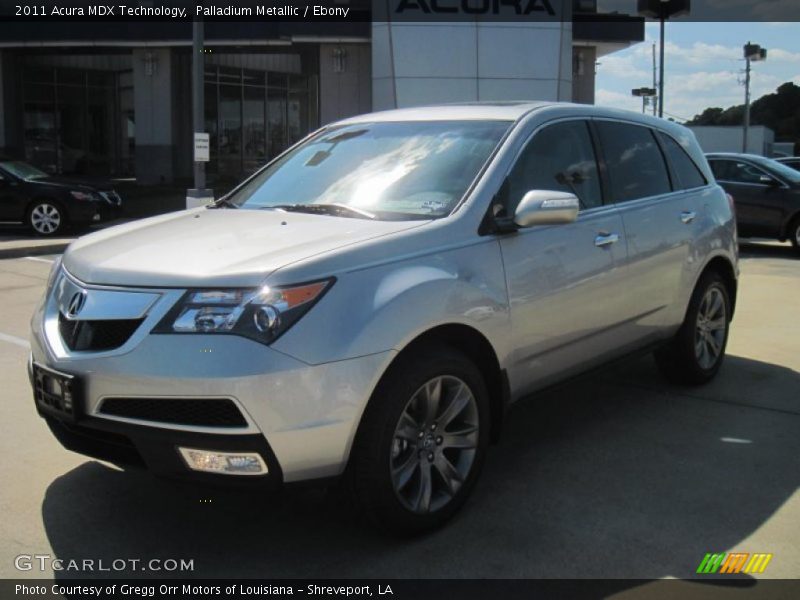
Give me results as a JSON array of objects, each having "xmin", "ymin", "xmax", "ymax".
[
  {"xmin": 502, "ymin": 120, "xmax": 603, "ymax": 214},
  {"xmin": 658, "ymin": 132, "xmax": 707, "ymax": 190},
  {"xmin": 595, "ymin": 121, "xmax": 672, "ymax": 203},
  {"xmin": 725, "ymin": 161, "xmax": 774, "ymax": 185},
  {"xmin": 709, "ymin": 160, "xmax": 729, "ymax": 180}
]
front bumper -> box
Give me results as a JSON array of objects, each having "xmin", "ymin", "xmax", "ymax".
[
  {"xmin": 30, "ymin": 275, "xmax": 396, "ymax": 484},
  {"xmin": 42, "ymin": 413, "xmax": 284, "ymax": 487}
]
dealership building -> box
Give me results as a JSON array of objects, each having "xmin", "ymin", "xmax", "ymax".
[{"xmin": 0, "ymin": 1, "xmax": 642, "ymax": 185}]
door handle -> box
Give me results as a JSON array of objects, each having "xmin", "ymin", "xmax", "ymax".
[
  {"xmin": 681, "ymin": 211, "xmax": 697, "ymax": 224},
  {"xmin": 594, "ymin": 233, "xmax": 620, "ymax": 247}
]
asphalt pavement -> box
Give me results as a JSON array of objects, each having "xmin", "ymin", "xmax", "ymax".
[{"xmin": 0, "ymin": 242, "xmax": 797, "ymax": 592}]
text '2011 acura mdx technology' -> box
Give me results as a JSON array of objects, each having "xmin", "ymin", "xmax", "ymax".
[{"xmin": 29, "ymin": 103, "xmax": 738, "ymax": 534}]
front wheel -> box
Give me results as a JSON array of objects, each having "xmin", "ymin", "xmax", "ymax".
[
  {"xmin": 28, "ymin": 201, "xmax": 66, "ymax": 236},
  {"xmin": 655, "ymin": 272, "xmax": 731, "ymax": 385},
  {"xmin": 348, "ymin": 345, "xmax": 490, "ymax": 535},
  {"xmin": 789, "ymin": 217, "xmax": 800, "ymax": 254}
]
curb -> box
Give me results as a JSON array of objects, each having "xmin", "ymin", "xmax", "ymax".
[{"xmin": 0, "ymin": 242, "xmax": 71, "ymax": 260}]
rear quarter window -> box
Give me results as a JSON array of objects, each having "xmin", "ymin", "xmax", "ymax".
[{"xmin": 658, "ymin": 132, "xmax": 707, "ymax": 190}]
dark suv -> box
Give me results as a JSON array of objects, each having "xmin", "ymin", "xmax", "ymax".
[
  {"xmin": 0, "ymin": 158, "xmax": 122, "ymax": 236},
  {"xmin": 707, "ymin": 153, "xmax": 800, "ymax": 253}
]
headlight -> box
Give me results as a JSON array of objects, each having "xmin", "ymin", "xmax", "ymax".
[
  {"xmin": 153, "ymin": 279, "xmax": 334, "ymax": 345},
  {"xmin": 70, "ymin": 191, "xmax": 97, "ymax": 201}
]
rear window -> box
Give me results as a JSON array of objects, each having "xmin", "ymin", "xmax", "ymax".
[
  {"xmin": 658, "ymin": 132, "xmax": 707, "ymax": 190},
  {"xmin": 595, "ymin": 121, "xmax": 672, "ymax": 203}
]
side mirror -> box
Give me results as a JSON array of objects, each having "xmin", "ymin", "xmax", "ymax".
[{"xmin": 513, "ymin": 190, "xmax": 580, "ymax": 228}]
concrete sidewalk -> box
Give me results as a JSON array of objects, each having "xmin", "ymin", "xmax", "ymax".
[{"xmin": 0, "ymin": 234, "xmax": 74, "ymax": 259}]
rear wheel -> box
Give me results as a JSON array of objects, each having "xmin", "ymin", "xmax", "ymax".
[
  {"xmin": 28, "ymin": 201, "xmax": 66, "ymax": 236},
  {"xmin": 655, "ymin": 272, "xmax": 731, "ymax": 385},
  {"xmin": 348, "ymin": 345, "xmax": 490, "ymax": 535}
]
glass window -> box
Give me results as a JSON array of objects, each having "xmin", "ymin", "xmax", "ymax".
[
  {"xmin": 658, "ymin": 132, "xmax": 707, "ymax": 190},
  {"xmin": 710, "ymin": 160, "xmax": 774, "ymax": 185},
  {"xmin": 225, "ymin": 120, "xmax": 511, "ymax": 220},
  {"xmin": 57, "ymin": 84, "xmax": 88, "ymax": 174},
  {"xmin": 243, "ymin": 86, "xmax": 266, "ymax": 173},
  {"xmin": 218, "ymin": 84, "xmax": 242, "ymax": 175},
  {"xmin": 267, "ymin": 87, "xmax": 287, "ymax": 160},
  {"xmin": 23, "ymin": 83, "xmax": 57, "ymax": 172},
  {"xmin": 0, "ymin": 161, "xmax": 49, "ymax": 180},
  {"xmin": 502, "ymin": 120, "xmax": 602, "ymax": 213},
  {"xmin": 596, "ymin": 121, "xmax": 672, "ymax": 203}
]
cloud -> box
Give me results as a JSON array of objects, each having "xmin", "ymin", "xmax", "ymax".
[
  {"xmin": 768, "ymin": 48, "xmax": 800, "ymax": 63},
  {"xmin": 596, "ymin": 54, "xmax": 649, "ymax": 80},
  {"xmin": 595, "ymin": 88, "xmax": 650, "ymax": 113}
]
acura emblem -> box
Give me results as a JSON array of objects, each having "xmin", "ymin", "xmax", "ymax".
[{"xmin": 66, "ymin": 290, "xmax": 87, "ymax": 318}]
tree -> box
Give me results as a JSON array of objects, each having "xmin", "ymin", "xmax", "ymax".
[{"xmin": 686, "ymin": 82, "xmax": 800, "ymax": 147}]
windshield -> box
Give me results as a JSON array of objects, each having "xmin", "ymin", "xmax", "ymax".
[
  {"xmin": 224, "ymin": 120, "xmax": 511, "ymax": 220},
  {"xmin": 759, "ymin": 157, "xmax": 800, "ymax": 184},
  {"xmin": 0, "ymin": 161, "xmax": 49, "ymax": 181}
]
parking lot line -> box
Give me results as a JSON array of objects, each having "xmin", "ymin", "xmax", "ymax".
[
  {"xmin": 0, "ymin": 332, "xmax": 30, "ymax": 349},
  {"xmin": 24, "ymin": 256, "xmax": 55, "ymax": 264}
]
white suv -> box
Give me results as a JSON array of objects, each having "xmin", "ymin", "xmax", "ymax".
[{"xmin": 29, "ymin": 102, "xmax": 738, "ymax": 533}]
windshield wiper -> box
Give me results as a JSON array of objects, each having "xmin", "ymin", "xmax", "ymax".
[
  {"xmin": 209, "ymin": 197, "xmax": 239, "ymax": 209},
  {"xmin": 265, "ymin": 203, "xmax": 376, "ymax": 220}
]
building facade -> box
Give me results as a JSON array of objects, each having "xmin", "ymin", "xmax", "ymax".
[{"xmin": 0, "ymin": 3, "xmax": 642, "ymax": 186}]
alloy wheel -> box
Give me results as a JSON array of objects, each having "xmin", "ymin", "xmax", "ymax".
[
  {"xmin": 30, "ymin": 204, "xmax": 62, "ymax": 235},
  {"xmin": 694, "ymin": 287, "xmax": 727, "ymax": 370},
  {"xmin": 389, "ymin": 375, "xmax": 479, "ymax": 514}
]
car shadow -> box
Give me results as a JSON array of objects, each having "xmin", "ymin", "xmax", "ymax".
[
  {"xmin": 41, "ymin": 355, "xmax": 798, "ymax": 586},
  {"xmin": 738, "ymin": 240, "xmax": 797, "ymax": 260}
]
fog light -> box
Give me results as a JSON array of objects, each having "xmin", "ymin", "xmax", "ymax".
[{"xmin": 178, "ymin": 447, "xmax": 268, "ymax": 476}]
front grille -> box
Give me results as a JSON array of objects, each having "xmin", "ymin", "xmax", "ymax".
[
  {"xmin": 59, "ymin": 313, "xmax": 142, "ymax": 351},
  {"xmin": 99, "ymin": 397, "xmax": 248, "ymax": 428}
]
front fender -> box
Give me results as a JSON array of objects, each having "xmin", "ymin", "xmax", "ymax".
[{"xmin": 271, "ymin": 240, "xmax": 511, "ymax": 366}]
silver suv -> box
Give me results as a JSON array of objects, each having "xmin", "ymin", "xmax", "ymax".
[{"xmin": 29, "ymin": 103, "xmax": 738, "ymax": 533}]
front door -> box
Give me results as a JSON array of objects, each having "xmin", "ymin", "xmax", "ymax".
[
  {"xmin": 0, "ymin": 171, "xmax": 28, "ymax": 222},
  {"xmin": 495, "ymin": 119, "xmax": 630, "ymax": 395},
  {"xmin": 709, "ymin": 158, "xmax": 784, "ymax": 237}
]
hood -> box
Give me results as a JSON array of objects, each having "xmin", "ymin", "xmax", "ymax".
[
  {"xmin": 27, "ymin": 176, "xmax": 111, "ymax": 192},
  {"xmin": 64, "ymin": 208, "xmax": 427, "ymax": 287}
]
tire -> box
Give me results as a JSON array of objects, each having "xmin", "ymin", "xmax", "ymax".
[
  {"xmin": 654, "ymin": 272, "xmax": 731, "ymax": 385},
  {"xmin": 27, "ymin": 200, "xmax": 66, "ymax": 236},
  {"xmin": 789, "ymin": 217, "xmax": 800, "ymax": 255},
  {"xmin": 347, "ymin": 344, "xmax": 490, "ymax": 535}
]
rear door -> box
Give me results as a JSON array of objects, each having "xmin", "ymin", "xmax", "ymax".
[
  {"xmin": 593, "ymin": 120, "xmax": 699, "ymax": 337},
  {"xmin": 496, "ymin": 119, "xmax": 630, "ymax": 393}
]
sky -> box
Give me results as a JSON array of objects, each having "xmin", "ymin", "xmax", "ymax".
[{"xmin": 595, "ymin": 22, "xmax": 800, "ymax": 123}]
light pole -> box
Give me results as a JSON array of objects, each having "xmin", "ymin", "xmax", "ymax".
[
  {"xmin": 632, "ymin": 87, "xmax": 657, "ymax": 114},
  {"xmin": 742, "ymin": 42, "xmax": 767, "ymax": 154},
  {"xmin": 638, "ymin": 1, "xmax": 691, "ymax": 118},
  {"xmin": 187, "ymin": 4, "xmax": 213, "ymax": 208}
]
